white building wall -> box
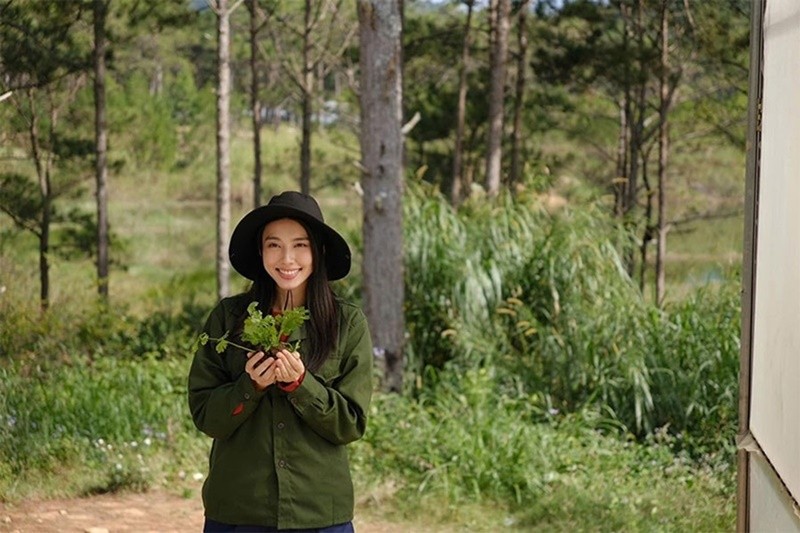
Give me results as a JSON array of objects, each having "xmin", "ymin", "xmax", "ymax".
[{"xmin": 749, "ymin": 0, "xmax": 800, "ymax": 528}]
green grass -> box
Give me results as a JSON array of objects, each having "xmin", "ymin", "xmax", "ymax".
[
  {"xmin": 661, "ymin": 215, "xmax": 743, "ymax": 301},
  {"xmin": 0, "ymin": 353, "xmax": 206, "ymax": 499}
]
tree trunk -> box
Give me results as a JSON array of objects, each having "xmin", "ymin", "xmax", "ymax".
[
  {"xmin": 450, "ymin": 0, "xmax": 474, "ymax": 206},
  {"xmin": 614, "ymin": 98, "xmax": 629, "ymax": 217},
  {"xmin": 357, "ymin": 0, "xmax": 405, "ymax": 393},
  {"xmin": 484, "ymin": 0, "xmax": 510, "ymax": 196},
  {"xmin": 655, "ymin": 1, "xmax": 669, "ymax": 306},
  {"xmin": 249, "ymin": 0, "xmax": 264, "ymax": 208},
  {"xmin": 626, "ymin": 0, "xmax": 646, "ymax": 220},
  {"xmin": 263, "ymin": 2, "xmax": 354, "ymax": 193},
  {"xmin": 94, "ymin": 0, "xmax": 109, "ymax": 299},
  {"xmin": 619, "ymin": 0, "xmax": 648, "ymax": 277},
  {"xmin": 624, "ymin": 94, "xmax": 645, "ymax": 276},
  {"xmin": 300, "ymin": 0, "xmax": 313, "ymax": 195},
  {"xmin": 27, "ymin": 90, "xmax": 51, "ymax": 312},
  {"xmin": 639, "ymin": 157, "xmax": 653, "ymax": 293},
  {"xmin": 509, "ymin": 0, "xmax": 530, "ymax": 189},
  {"xmin": 215, "ymin": 0, "xmax": 234, "ymax": 299},
  {"xmin": 616, "ymin": 1, "xmax": 632, "ymax": 220}
]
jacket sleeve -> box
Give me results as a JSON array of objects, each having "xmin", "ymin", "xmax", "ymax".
[
  {"xmin": 187, "ymin": 301, "xmax": 266, "ymax": 440},
  {"xmin": 285, "ymin": 307, "xmax": 373, "ymax": 445}
]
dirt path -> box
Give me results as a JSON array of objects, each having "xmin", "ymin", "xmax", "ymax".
[{"xmin": 0, "ymin": 491, "xmax": 410, "ymax": 533}]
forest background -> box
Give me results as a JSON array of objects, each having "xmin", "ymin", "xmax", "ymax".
[{"xmin": 0, "ymin": 0, "xmax": 748, "ymax": 530}]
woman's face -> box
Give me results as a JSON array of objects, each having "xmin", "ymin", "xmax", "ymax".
[{"xmin": 261, "ymin": 218, "xmax": 314, "ymax": 305}]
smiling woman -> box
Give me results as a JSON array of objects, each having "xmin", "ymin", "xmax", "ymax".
[{"xmin": 187, "ymin": 191, "xmax": 374, "ymax": 532}]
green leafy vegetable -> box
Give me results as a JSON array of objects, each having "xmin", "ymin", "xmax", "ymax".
[{"xmin": 197, "ymin": 301, "xmax": 310, "ymax": 355}]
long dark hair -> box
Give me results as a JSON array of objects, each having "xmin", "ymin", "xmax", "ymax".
[{"xmin": 243, "ymin": 218, "xmax": 340, "ymax": 372}]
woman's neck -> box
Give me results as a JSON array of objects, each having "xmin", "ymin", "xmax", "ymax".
[{"xmin": 274, "ymin": 288, "xmax": 306, "ymax": 311}]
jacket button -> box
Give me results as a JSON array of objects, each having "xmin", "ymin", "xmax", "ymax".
[
  {"xmin": 278, "ymin": 460, "xmax": 286, "ymax": 468},
  {"xmin": 277, "ymin": 422, "xmax": 285, "ymax": 430},
  {"xmin": 244, "ymin": 393, "xmax": 251, "ymax": 400}
]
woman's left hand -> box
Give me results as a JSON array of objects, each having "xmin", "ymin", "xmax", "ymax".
[{"xmin": 274, "ymin": 348, "xmax": 305, "ymax": 384}]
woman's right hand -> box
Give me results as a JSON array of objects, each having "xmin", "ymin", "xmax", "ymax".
[{"xmin": 245, "ymin": 351, "xmax": 277, "ymax": 391}]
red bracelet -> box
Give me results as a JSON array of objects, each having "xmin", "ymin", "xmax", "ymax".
[{"xmin": 278, "ymin": 370, "xmax": 306, "ymax": 393}]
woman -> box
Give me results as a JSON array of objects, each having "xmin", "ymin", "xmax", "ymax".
[{"xmin": 188, "ymin": 191, "xmax": 373, "ymax": 532}]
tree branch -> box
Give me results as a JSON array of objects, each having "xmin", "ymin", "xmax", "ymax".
[{"xmin": 670, "ymin": 209, "xmax": 742, "ymax": 229}]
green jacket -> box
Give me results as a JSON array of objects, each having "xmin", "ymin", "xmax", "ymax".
[{"xmin": 188, "ymin": 293, "xmax": 373, "ymax": 529}]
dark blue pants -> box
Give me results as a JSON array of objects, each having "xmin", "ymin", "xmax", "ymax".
[{"xmin": 203, "ymin": 518, "xmax": 355, "ymax": 533}]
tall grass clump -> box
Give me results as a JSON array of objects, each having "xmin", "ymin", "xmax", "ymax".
[{"xmin": 403, "ymin": 182, "xmax": 740, "ymax": 455}]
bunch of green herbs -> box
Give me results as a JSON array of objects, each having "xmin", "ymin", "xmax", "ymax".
[{"xmin": 198, "ymin": 302, "xmax": 309, "ymax": 354}]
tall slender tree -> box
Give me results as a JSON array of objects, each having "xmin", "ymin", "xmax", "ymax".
[
  {"xmin": 265, "ymin": 0, "xmax": 355, "ymax": 194},
  {"xmin": 209, "ymin": 0, "xmax": 244, "ymax": 300},
  {"xmin": 450, "ymin": 0, "xmax": 475, "ymax": 205},
  {"xmin": 91, "ymin": 0, "xmax": 194, "ymax": 297},
  {"xmin": 484, "ymin": 0, "xmax": 510, "ymax": 195},
  {"xmin": 300, "ymin": 0, "xmax": 313, "ymax": 194},
  {"xmin": 509, "ymin": 0, "xmax": 530, "ymax": 188},
  {"xmin": 93, "ymin": 0, "xmax": 110, "ymax": 299},
  {"xmin": 29, "ymin": 89, "xmax": 54, "ymax": 310},
  {"xmin": 0, "ymin": 1, "xmax": 93, "ymax": 311},
  {"xmin": 248, "ymin": 0, "xmax": 267, "ymax": 208},
  {"xmin": 655, "ymin": 0, "xmax": 670, "ymax": 305},
  {"xmin": 357, "ymin": 0, "xmax": 405, "ymax": 393}
]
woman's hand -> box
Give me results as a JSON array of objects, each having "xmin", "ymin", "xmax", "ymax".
[
  {"xmin": 245, "ymin": 351, "xmax": 277, "ymax": 391},
  {"xmin": 274, "ymin": 349, "xmax": 305, "ymax": 384}
]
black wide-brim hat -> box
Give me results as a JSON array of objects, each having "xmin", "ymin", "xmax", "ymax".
[{"xmin": 229, "ymin": 191, "xmax": 351, "ymax": 281}]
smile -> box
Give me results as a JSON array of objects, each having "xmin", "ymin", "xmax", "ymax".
[{"xmin": 277, "ymin": 268, "xmax": 300, "ymax": 278}]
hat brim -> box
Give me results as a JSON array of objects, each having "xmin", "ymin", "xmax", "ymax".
[{"xmin": 229, "ymin": 205, "xmax": 351, "ymax": 281}]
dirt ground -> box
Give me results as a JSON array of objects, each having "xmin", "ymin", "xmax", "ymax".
[{"xmin": 0, "ymin": 491, "xmax": 411, "ymax": 533}]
